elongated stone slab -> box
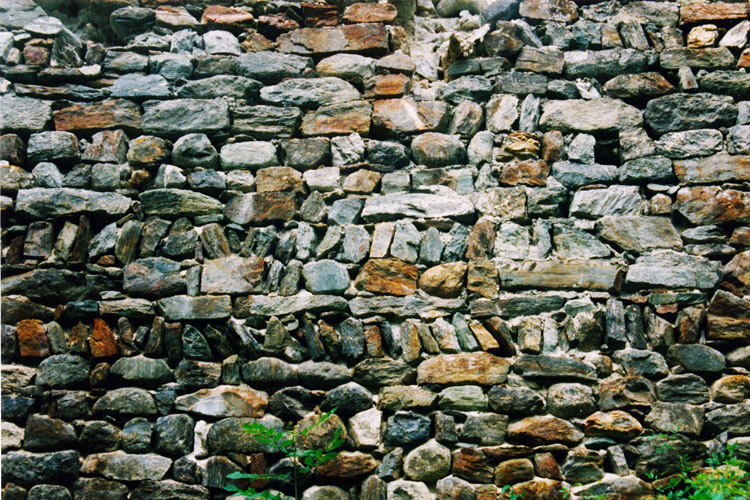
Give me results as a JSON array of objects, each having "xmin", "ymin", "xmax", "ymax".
[
  {"xmin": 16, "ymin": 188, "xmax": 131, "ymax": 218},
  {"xmin": 234, "ymin": 291, "xmax": 347, "ymax": 317},
  {"xmin": 674, "ymin": 186, "xmax": 750, "ymax": 225},
  {"xmin": 539, "ymin": 99, "xmax": 643, "ymax": 133},
  {"xmin": 349, "ymin": 293, "xmax": 464, "ymax": 317},
  {"xmin": 362, "ymin": 189, "xmax": 475, "ymax": 222},
  {"xmin": 52, "ymin": 99, "xmax": 141, "ymax": 133},
  {"xmin": 674, "ymin": 154, "xmax": 750, "ymax": 184},
  {"xmin": 417, "ymin": 352, "xmax": 511, "ymax": 385},
  {"xmin": 139, "ymin": 189, "xmax": 223, "ymax": 217},
  {"xmin": 80, "ymin": 451, "xmax": 172, "ymax": 481},
  {"xmin": 141, "ymin": 99, "xmax": 230, "ymax": 137},
  {"xmin": 497, "ymin": 261, "xmax": 623, "ymax": 291},
  {"xmin": 625, "ymin": 251, "xmax": 722, "ymax": 290},
  {"xmin": 175, "ymin": 385, "xmax": 268, "ymax": 418},
  {"xmin": 278, "ymin": 23, "xmax": 388, "ymax": 56},
  {"xmin": 156, "ymin": 295, "xmax": 232, "ymax": 320}
]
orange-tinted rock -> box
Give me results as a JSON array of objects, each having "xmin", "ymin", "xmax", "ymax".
[
  {"xmin": 453, "ymin": 447, "xmax": 494, "ymax": 483},
  {"xmin": 278, "ymin": 23, "xmax": 388, "ymax": 56},
  {"xmin": 739, "ymin": 48, "xmax": 750, "ymax": 68},
  {"xmin": 519, "ymin": 0, "xmax": 578, "ymax": 22},
  {"xmin": 467, "ymin": 259, "xmax": 499, "ymax": 298},
  {"xmin": 507, "ymin": 479, "xmax": 563, "ymax": 500},
  {"xmin": 711, "ymin": 375, "xmax": 750, "ymax": 403},
  {"xmin": 707, "ymin": 290, "xmax": 750, "ymax": 343},
  {"xmin": 256, "ymin": 167, "xmax": 304, "ymax": 193},
  {"xmin": 53, "ymin": 100, "xmax": 142, "ymax": 134},
  {"xmin": 680, "ymin": 2, "xmax": 750, "ymax": 24},
  {"xmin": 507, "ymin": 415, "xmax": 584, "ymax": 446},
  {"xmin": 541, "ymin": 130, "xmax": 563, "ymax": 163},
  {"xmin": 494, "ymin": 458, "xmax": 535, "ymax": 486},
  {"xmin": 316, "ymin": 452, "xmax": 378, "ymax": 478},
  {"xmin": 674, "ymin": 154, "xmax": 750, "ymax": 184},
  {"xmin": 343, "ymin": 169, "xmax": 381, "ymax": 194},
  {"xmin": 16, "ymin": 319, "xmax": 50, "ymax": 357},
  {"xmin": 201, "ymin": 5, "xmax": 254, "ymax": 31},
  {"xmin": 68, "ymin": 322, "xmax": 91, "ymax": 354},
  {"xmin": 126, "ymin": 136, "xmax": 171, "ymax": 167},
  {"xmin": 155, "ymin": 6, "xmax": 199, "ymax": 29},
  {"xmin": 500, "ymin": 160, "xmax": 549, "ymax": 186},
  {"xmin": 225, "ymin": 192, "xmax": 296, "ymax": 224},
  {"xmin": 355, "ymin": 258, "xmax": 418, "ymax": 296},
  {"xmin": 725, "ymin": 250, "xmax": 750, "ymax": 292},
  {"xmin": 417, "ymin": 352, "xmax": 511, "ymax": 385},
  {"xmin": 90, "ymin": 318, "xmax": 118, "ymax": 358},
  {"xmin": 675, "ymin": 186, "xmax": 750, "ymax": 225},
  {"xmin": 466, "ymin": 220, "xmax": 496, "ymax": 260},
  {"xmin": 372, "ymin": 98, "xmax": 450, "ymax": 135},
  {"xmin": 364, "ymin": 74, "xmax": 411, "ymax": 99},
  {"xmin": 258, "ymin": 14, "xmax": 300, "ymax": 39},
  {"xmin": 241, "ymin": 31, "xmax": 275, "ymax": 52},
  {"xmin": 469, "ymin": 321, "xmax": 500, "ymax": 351},
  {"xmin": 584, "ymin": 410, "xmax": 643, "ymax": 440},
  {"xmin": 302, "ymin": 3, "xmax": 339, "ymax": 27},
  {"xmin": 301, "ymin": 101, "xmax": 372, "ymax": 137},
  {"xmin": 533, "ymin": 452, "xmax": 563, "ymax": 480},
  {"xmin": 496, "ymin": 132, "xmax": 541, "ymax": 161},
  {"xmin": 343, "ymin": 3, "xmax": 398, "ymax": 23},
  {"xmin": 419, "ymin": 262, "xmax": 467, "ymax": 298}
]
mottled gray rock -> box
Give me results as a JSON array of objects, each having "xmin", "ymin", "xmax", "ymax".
[
  {"xmin": 597, "ymin": 216, "xmax": 682, "ymax": 253},
  {"xmin": 27, "ymin": 131, "xmax": 80, "ymax": 165},
  {"xmin": 564, "ymin": 49, "xmax": 649, "ymax": 80},
  {"xmin": 645, "ymin": 402, "xmax": 704, "ymax": 436},
  {"xmin": 80, "ymin": 451, "xmax": 172, "ymax": 481},
  {"xmin": 261, "ymin": 77, "xmax": 360, "ymax": 109},
  {"xmin": 551, "ymin": 162, "xmax": 616, "ymax": 188},
  {"xmin": 142, "ymin": 99, "xmax": 230, "ymax": 137},
  {"xmin": 111, "ymin": 74, "xmax": 172, "ymax": 99},
  {"xmin": 3, "ymin": 450, "xmax": 80, "ymax": 487},
  {"xmin": 570, "ymin": 185, "xmax": 642, "ymax": 219},
  {"xmin": 667, "ymin": 344, "xmax": 725, "ymax": 373},
  {"xmin": 302, "ymin": 260, "xmax": 350, "ymax": 294},
  {"xmin": 110, "ymin": 355, "xmax": 171, "ymax": 387},
  {"xmin": 139, "ymin": 189, "xmax": 222, "ymax": 217},
  {"xmin": 384, "ymin": 412, "xmax": 431, "ymax": 447},
  {"xmin": 363, "ymin": 188, "xmax": 474, "ymax": 222},
  {"xmin": 172, "ymin": 134, "xmax": 219, "ymax": 168},
  {"xmin": 625, "ymin": 251, "xmax": 722, "ymax": 290},
  {"xmin": 203, "ymin": 30, "xmax": 240, "ymax": 55},
  {"xmin": 236, "ymin": 52, "xmax": 313, "ymax": 84},
  {"xmin": 36, "ymin": 354, "xmax": 90, "ymax": 388},
  {"xmin": 613, "ymin": 349, "xmax": 669, "ymax": 379},
  {"xmin": 16, "ymin": 188, "xmax": 130, "ymax": 218},
  {"xmin": 617, "ymin": 156, "xmax": 673, "ymax": 183},
  {"xmin": 539, "ymin": 98, "xmax": 643, "ymax": 133},
  {"xmin": 403, "ymin": 440, "xmax": 451, "ymax": 482},
  {"xmin": 93, "ymin": 387, "xmax": 158, "ymax": 417},
  {"xmin": 0, "ymin": 96, "xmax": 52, "ymax": 132},
  {"xmin": 656, "ymin": 374, "xmax": 710, "ymax": 404},
  {"xmin": 548, "ymin": 383, "xmax": 596, "ymax": 418},
  {"xmin": 644, "ymin": 93, "xmax": 737, "ymax": 134},
  {"xmin": 153, "ymin": 414, "xmax": 194, "ymax": 457}
]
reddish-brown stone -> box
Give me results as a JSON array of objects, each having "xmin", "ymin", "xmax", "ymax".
[
  {"xmin": 675, "ymin": 186, "xmax": 750, "ymax": 225},
  {"xmin": 739, "ymin": 48, "xmax": 750, "ymax": 68},
  {"xmin": 680, "ymin": 2, "xmax": 750, "ymax": 24},
  {"xmin": 417, "ymin": 352, "xmax": 511, "ymax": 385},
  {"xmin": 467, "ymin": 259, "xmax": 499, "ymax": 298},
  {"xmin": 541, "ymin": 130, "xmax": 563, "ymax": 162},
  {"xmin": 90, "ymin": 318, "xmax": 118, "ymax": 358},
  {"xmin": 301, "ymin": 101, "xmax": 372, "ymax": 137},
  {"xmin": 343, "ymin": 3, "xmax": 398, "ymax": 23},
  {"xmin": 256, "ymin": 167, "xmax": 304, "ymax": 194},
  {"xmin": 500, "ymin": 160, "xmax": 550, "ymax": 186},
  {"xmin": 23, "ymin": 45, "xmax": 49, "ymax": 66},
  {"xmin": 316, "ymin": 452, "xmax": 377, "ymax": 479},
  {"xmin": 343, "ymin": 169, "xmax": 381, "ymax": 194},
  {"xmin": 302, "ymin": 3, "xmax": 339, "ymax": 27},
  {"xmin": 201, "ymin": 5, "xmax": 254, "ymax": 31},
  {"xmin": 155, "ymin": 6, "xmax": 199, "ymax": 29},
  {"xmin": 519, "ymin": 0, "xmax": 578, "ymax": 22},
  {"xmin": 16, "ymin": 318, "xmax": 50, "ymax": 357},
  {"xmin": 674, "ymin": 154, "xmax": 750, "ymax": 184},
  {"xmin": 258, "ymin": 14, "xmax": 300, "ymax": 39},
  {"xmin": 466, "ymin": 220, "xmax": 496, "ymax": 260},
  {"xmin": 494, "ymin": 458, "xmax": 535, "ymax": 486},
  {"xmin": 453, "ymin": 447, "xmax": 494, "ymax": 483},
  {"xmin": 355, "ymin": 258, "xmax": 418, "ymax": 296},
  {"xmin": 507, "ymin": 479, "xmax": 563, "ymax": 500},
  {"xmin": 364, "ymin": 74, "xmax": 411, "ymax": 99},
  {"xmin": 533, "ymin": 452, "xmax": 563, "ymax": 480},
  {"xmin": 53, "ymin": 100, "xmax": 142, "ymax": 134},
  {"xmin": 278, "ymin": 23, "xmax": 389, "ymax": 56},
  {"xmin": 507, "ymin": 415, "xmax": 584, "ymax": 446}
]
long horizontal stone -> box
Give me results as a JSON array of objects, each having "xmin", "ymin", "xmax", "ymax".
[
  {"xmin": 596, "ymin": 216, "xmax": 682, "ymax": 253},
  {"xmin": 349, "ymin": 292, "xmax": 464, "ymax": 317},
  {"xmin": 539, "ymin": 98, "xmax": 643, "ymax": 133},
  {"xmin": 80, "ymin": 451, "xmax": 172, "ymax": 481},
  {"xmin": 660, "ymin": 47, "xmax": 736, "ymax": 70},
  {"xmin": 139, "ymin": 189, "xmax": 223, "ymax": 217},
  {"xmin": 141, "ymin": 99, "xmax": 230, "ymax": 137},
  {"xmin": 156, "ymin": 295, "xmax": 232, "ymax": 320},
  {"xmin": 625, "ymin": 251, "xmax": 723, "ymax": 290},
  {"xmin": 16, "ymin": 188, "xmax": 131, "ymax": 218},
  {"xmin": 362, "ymin": 189, "xmax": 475, "ymax": 222},
  {"xmin": 1, "ymin": 269, "xmax": 86, "ymax": 302},
  {"xmin": 470, "ymin": 294, "xmax": 569, "ymax": 318},
  {"xmin": 417, "ymin": 352, "xmax": 511, "ymax": 385},
  {"xmin": 680, "ymin": 2, "xmax": 750, "ymax": 24},
  {"xmin": 278, "ymin": 23, "xmax": 388, "ymax": 56},
  {"xmin": 300, "ymin": 100, "xmax": 372, "ymax": 137},
  {"xmin": 2, "ymin": 450, "xmax": 80, "ymax": 486},
  {"xmin": 674, "ymin": 154, "xmax": 750, "ymax": 184},
  {"xmin": 233, "ymin": 291, "xmax": 347, "ymax": 317},
  {"xmin": 514, "ymin": 354, "xmax": 597, "ymax": 382},
  {"xmin": 200, "ymin": 256, "xmax": 264, "ymax": 295},
  {"xmin": 497, "ymin": 261, "xmax": 624, "ymax": 291},
  {"xmin": 0, "ymin": 95, "xmax": 52, "ymax": 132},
  {"xmin": 174, "ymin": 385, "xmax": 268, "ymax": 418},
  {"xmin": 52, "ymin": 99, "xmax": 141, "ymax": 133}
]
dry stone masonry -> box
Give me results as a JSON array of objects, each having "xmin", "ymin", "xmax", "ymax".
[{"xmin": 1, "ymin": 0, "xmax": 750, "ymax": 498}]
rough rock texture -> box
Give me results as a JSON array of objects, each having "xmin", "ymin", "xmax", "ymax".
[{"xmin": 1, "ymin": 1, "xmax": 749, "ymax": 499}]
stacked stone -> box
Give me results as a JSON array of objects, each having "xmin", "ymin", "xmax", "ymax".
[{"xmin": 1, "ymin": 0, "xmax": 750, "ymax": 499}]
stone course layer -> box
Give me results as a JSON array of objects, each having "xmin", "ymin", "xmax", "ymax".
[{"xmin": 1, "ymin": 0, "xmax": 750, "ymax": 499}]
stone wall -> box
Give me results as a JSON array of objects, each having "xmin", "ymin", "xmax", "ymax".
[{"xmin": 1, "ymin": 0, "xmax": 750, "ymax": 498}]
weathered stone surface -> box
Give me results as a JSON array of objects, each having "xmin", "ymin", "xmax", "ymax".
[
  {"xmin": 156, "ymin": 295, "xmax": 232, "ymax": 320},
  {"xmin": 667, "ymin": 344, "xmax": 725, "ymax": 373},
  {"xmin": 372, "ymin": 99, "xmax": 449, "ymax": 135},
  {"xmin": 584, "ymin": 411, "xmax": 642, "ymax": 440},
  {"xmin": 507, "ymin": 415, "xmax": 584, "ymax": 446},
  {"xmin": 278, "ymin": 24, "xmax": 388, "ymax": 56},
  {"xmin": 201, "ymin": 256, "xmax": 264, "ymax": 294},
  {"xmin": 301, "ymin": 101, "xmax": 372, "ymax": 137},
  {"xmin": 625, "ymin": 251, "xmax": 722, "ymax": 290},
  {"xmin": 16, "ymin": 188, "xmax": 130, "ymax": 218},
  {"xmin": 674, "ymin": 154, "xmax": 750, "ymax": 184},
  {"xmin": 234, "ymin": 291, "xmax": 347, "ymax": 317},
  {"xmin": 36, "ymin": 354, "xmax": 90, "ymax": 388},
  {"xmin": 417, "ymin": 353, "xmax": 511, "ymax": 385},
  {"xmin": 303, "ymin": 260, "xmax": 351, "ymax": 294},
  {"xmin": 411, "ymin": 133, "xmax": 466, "ymax": 168},
  {"xmin": 675, "ymin": 186, "xmax": 750, "ymax": 225},
  {"xmin": 3, "ymin": 450, "xmax": 81, "ymax": 486},
  {"xmin": 0, "ymin": 96, "xmax": 52, "ymax": 132},
  {"xmin": 604, "ymin": 72, "xmax": 675, "ymax": 99},
  {"xmin": 514, "ymin": 355, "xmax": 596, "ymax": 382},
  {"xmin": 497, "ymin": 261, "xmax": 622, "ymax": 291},
  {"xmin": 142, "ymin": 99, "xmax": 230, "ymax": 137},
  {"xmin": 53, "ymin": 100, "xmax": 141, "ymax": 133},
  {"xmin": 225, "ymin": 192, "xmax": 295, "ymax": 224},
  {"xmin": 644, "ymin": 93, "xmax": 737, "ymax": 134},
  {"xmin": 362, "ymin": 189, "xmax": 474, "ymax": 222},
  {"xmin": 220, "ymin": 142, "xmax": 277, "ymax": 170},
  {"xmin": 261, "ymin": 77, "xmax": 360, "ymax": 108},
  {"xmin": 539, "ymin": 99, "xmax": 643, "ymax": 133},
  {"xmin": 596, "ymin": 216, "xmax": 681, "ymax": 253},
  {"xmin": 81, "ymin": 451, "xmax": 171, "ymax": 481},
  {"xmin": 236, "ymin": 52, "xmax": 313, "ymax": 84},
  {"xmin": 660, "ymin": 48, "xmax": 736, "ymax": 70},
  {"xmin": 93, "ymin": 387, "xmax": 157, "ymax": 416},
  {"xmin": 140, "ymin": 189, "xmax": 222, "ymax": 217},
  {"xmin": 175, "ymin": 385, "xmax": 267, "ymax": 418}
]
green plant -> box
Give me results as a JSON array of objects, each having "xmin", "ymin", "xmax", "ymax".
[
  {"xmin": 646, "ymin": 438, "xmax": 750, "ymax": 500},
  {"xmin": 226, "ymin": 409, "xmax": 345, "ymax": 500},
  {"xmin": 499, "ymin": 485, "xmax": 525, "ymax": 500}
]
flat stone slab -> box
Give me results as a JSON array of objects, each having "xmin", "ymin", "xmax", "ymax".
[
  {"xmin": 278, "ymin": 23, "xmax": 388, "ymax": 56},
  {"xmin": 233, "ymin": 291, "xmax": 348, "ymax": 317},
  {"xmin": 362, "ymin": 189, "xmax": 475, "ymax": 222},
  {"xmin": 80, "ymin": 451, "xmax": 172, "ymax": 481},
  {"xmin": 539, "ymin": 98, "xmax": 643, "ymax": 133},
  {"xmin": 174, "ymin": 385, "xmax": 268, "ymax": 418},
  {"xmin": 16, "ymin": 188, "xmax": 131, "ymax": 218},
  {"xmin": 156, "ymin": 295, "xmax": 232, "ymax": 320},
  {"xmin": 497, "ymin": 261, "xmax": 623, "ymax": 291}
]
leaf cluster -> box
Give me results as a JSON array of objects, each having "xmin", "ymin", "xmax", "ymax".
[{"xmin": 226, "ymin": 409, "xmax": 345, "ymax": 500}]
